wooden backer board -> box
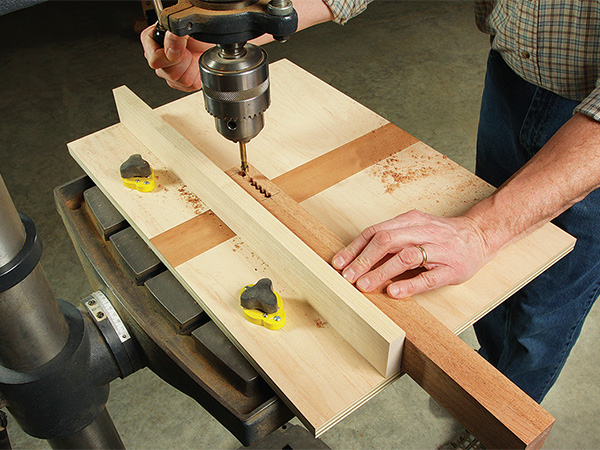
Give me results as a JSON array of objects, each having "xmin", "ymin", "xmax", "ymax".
[
  {"xmin": 68, "ymin": 60, "xmax": 574, "ymax": 442},
  {"xmin": 112, "ymin": 85, "xmax": 405, "ymax": 379}
]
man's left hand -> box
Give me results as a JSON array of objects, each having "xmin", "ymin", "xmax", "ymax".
[{"xmin": 331, "ymin": 209, "xmax": 491, "ymax": 298}]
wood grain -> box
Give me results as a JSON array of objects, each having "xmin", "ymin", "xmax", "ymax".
[
  {"xmin": 300, "ymin": 141, "xmax": 575, "ymax": 334},
  {"xmin": 272, "ymin": 123, "xmax": 418, "ymax": 202},
  {"xmin": 174, "ymin": 239, "xmax": 401, "ymax": 435},
  {"xmin": 155, "ymin": 60, "xmax": 389, "ymax": 179},
  {"xmin": 113, "ymin": 85, "xmax": 405, "ymax": 378},
  {"xmin": 66, "ymin": 124, "xmax": 208, "ymax": 239},
  {"xmin": 151, "ymin": 211, "xmax": 235, "ymax": 266}
]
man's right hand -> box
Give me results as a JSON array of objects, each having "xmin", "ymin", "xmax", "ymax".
[
  {"xmin": 140, "ymin": 0, "xmax": 336, "ymax": 92},
  {"xmin": 141, "ymin": 24, "xmax": 212, "ymax": 92}
]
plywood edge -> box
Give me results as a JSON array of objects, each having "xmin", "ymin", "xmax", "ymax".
[
  {"xmin": 314, "ymin": 370, "xmax": 403, "ymax": 438},
  {"xmin": 112, "ymin": 85, "xmax": 405, "ymax": 378},
  {"xmin": 450, "ymin": 229, "xmax": 576, "ymax": 335}
]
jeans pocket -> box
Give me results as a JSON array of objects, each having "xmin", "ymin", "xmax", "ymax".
[{"xmin": 519, "ymin": 88, "xmax": 579, "ymax": 157}]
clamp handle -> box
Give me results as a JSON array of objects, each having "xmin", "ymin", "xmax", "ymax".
[{"xmin": 241, "ymin": 278, "xmax": 278, "ymax": 314}]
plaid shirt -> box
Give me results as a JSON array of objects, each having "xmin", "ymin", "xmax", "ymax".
[
  {"xmin": 475, "ymin": 1, "xmax": 600, "ymax": 121},
  {"xmin": 326, "ymin": 0, "xmax": 600, "ymax": 121},
  {"xmin": 322, "ymin": 0, "xmax": 372, "ymax": 25}
]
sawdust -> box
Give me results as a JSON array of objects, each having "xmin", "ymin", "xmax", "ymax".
[
  {"xmin": 177, "ymin": 184, "xmax": 206, "ymax": 215},
  {"xmin": 369, "ymin": 152, "xmax": 456, "ymax": 195},
  {"xmin": 231, "ymin": 236, "xmax": 269, "ymax": 273},
  {"xmin": 315, "ymin": 318, "xmax": 327, "ymax": 328}
]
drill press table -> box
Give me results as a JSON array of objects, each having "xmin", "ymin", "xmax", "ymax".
[{"xmin": 68, "ymin": 59, "xmax": 574, "ymax": 447}]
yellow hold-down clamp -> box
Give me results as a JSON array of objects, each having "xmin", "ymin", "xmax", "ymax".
[
  {"xmin": 120, "ymin": 154, "xmax": 155, "ymax": 193},
  {"xmin": 240, "ymin": 278, "xmax": 286, "ymax": 330},
  {"xmin": 122, "ymin": 168, "xmax": 156, "ymax": 192}
]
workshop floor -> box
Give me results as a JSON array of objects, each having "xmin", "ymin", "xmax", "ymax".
[{"xmin": 2, "ymin": 1, "xmax": 599, "ymax": 449}]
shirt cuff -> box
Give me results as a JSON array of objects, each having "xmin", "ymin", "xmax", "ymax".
[
  {"xmin": 322, "ymin": 0, "xmax": 371, "ymax": 24},
  {"xmin": 575, "ymin": 85, "xmax": 600, "ymax": 122}
]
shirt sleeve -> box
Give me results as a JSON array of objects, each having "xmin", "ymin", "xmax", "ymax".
[
  {"xmin": 322, "ymin": 0, "xmax": 372, "ymax": 24},
  {"xmin": 574, "ymin": 85, "xmax": 600, "ymax": 122}
]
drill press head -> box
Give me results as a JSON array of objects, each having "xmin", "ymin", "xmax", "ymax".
[
  {"xmin": 200, "ymin": 42, "xmax": 269, "ymax": 144},
  {"xmin": 156, "ymin": 0, "xmax": 297, "ymax": 146}
]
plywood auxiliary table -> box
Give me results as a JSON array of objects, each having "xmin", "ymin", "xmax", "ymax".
[{"xmin": 69, "ymin": 60, "xmax": 575, "ymax": 449}]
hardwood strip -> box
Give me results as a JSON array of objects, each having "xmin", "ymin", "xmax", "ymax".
[
  {"xmin": 151, "ymin": 211, "xmax": 235, "ymax": 267},
  {"xmin": 273, "ymin": 123, "xmax": 418, "ymax": 202},
  {"xmin": 228, "ymin": 166, "xmax": 555, "ymax": 450},
  {"xmin": 113, "ymin": 85, "xmax": 405, "ymax": 378}
]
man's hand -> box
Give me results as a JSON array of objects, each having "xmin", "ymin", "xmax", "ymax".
[
  {"xmin": 141, "ymin": 24, "xmax": 211, "ymax": 92},
  {"xmin": 140, "ymin": 0, "xmax": 336, "ymax": 92},
  {"xmin": 331, "ymin": 113, "xmax": 600, "ymax": 300},
  {"xmin": 331, "ymin": 210, "xmax": 491, "ymax": 298}
]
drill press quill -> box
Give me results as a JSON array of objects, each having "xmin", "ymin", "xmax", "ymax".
[{"xmin": 152, "ymin": 0, "xmax": 298, "ymax": 175}]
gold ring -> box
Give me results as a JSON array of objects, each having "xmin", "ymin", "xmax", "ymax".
[{"xmin": 416, "ymin": 246, "xmax": 427, "ymax": 268}]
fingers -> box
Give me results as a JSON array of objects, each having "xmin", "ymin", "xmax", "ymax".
[
  {"xmin": 166, "ymin": 76, "xmax": 202, "ymax": 92},
  {"xmin": 142, "ymin": 25, "xmax": 190, "ymax": 70},
  {"xmin": 168, "ymin": 54, "xmax": 203, "ymax": 91},
  {"xmin": 341, "ymin": 229, "xmax": 416, "ymax": 283},
  {"xmin": 156, "ymin": 50, "xmax": 192, "ymax": 79},
  {"xmin": 332, "ymin": 222, "xmax": 402, "ymax": 271},
  {"xmin": 340, "ymin": 230, "xmax": 395, "ymax": 283},
  {"xmin": 332, "ymin": 210, "xmax": 425, "ymax": 271},
  {"xmin": 386, "ymin": 268, "xmax": 455, "ymax": 298},
  {"xmin": 335, "ymin": 226, "xmax": 424, "ymax": 284},
  {"xmin": 332, "ymin": 226, "xmax": 377, "ymax": 271},
  {"xmin": 354, "ymin": 246, "xmax": 427, "ymax": 292},
  {"xmin": 163, "ymin": 31, "xmax": 190, "ymax": 63},
  {"xmin": 140, "ymin": 24, "xmax": 203, "ymax": 91},
  {"xmin": 156, "ymin": 51, "xmax": 203, "ymax": 91},
  {"xmin": 330, "ymin": 210, "xmax": 489, "ymax": 298}
]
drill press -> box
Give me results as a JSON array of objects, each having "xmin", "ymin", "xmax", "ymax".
[{"xmin": 153, "ymin": 0, "xmax": 298, "ymax": 175}]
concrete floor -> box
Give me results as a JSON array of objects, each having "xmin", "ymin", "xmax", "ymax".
[{"xmin": 2, "ymin": 1, "xmax": 599, "ymax": 448}]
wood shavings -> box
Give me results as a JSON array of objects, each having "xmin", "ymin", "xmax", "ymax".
[
  {"xmin": 177, "ymin": 184, "xmax": 206, "ymax": 215},
  {"xmin": 315, "ymin": 318, "xmax": 328, "ymax": 328},
  {"xmin": 368, "ymin": 152, "xmax": 457, "ymax": 195}
]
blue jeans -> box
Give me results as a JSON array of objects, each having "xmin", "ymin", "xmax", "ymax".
[{"xmin": 473, "ymin": 50, "xmax": 600, "ymax": 403}]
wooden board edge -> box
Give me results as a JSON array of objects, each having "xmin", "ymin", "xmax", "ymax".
[
  {"xmin": 450, "ymin": 237, "xmax": 576, "ymax": 335},
  {"xmin": 314, "ymin": 370, "xmax": 403, "ymax": 438}
]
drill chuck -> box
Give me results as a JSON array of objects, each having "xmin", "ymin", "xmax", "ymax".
[{"xmin": 200, "ymin": 43, "xmax": 270, "ymax": 143}]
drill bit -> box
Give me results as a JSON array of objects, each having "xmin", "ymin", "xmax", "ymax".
[{"xmin": 239, "ymin": 141, "xmax": 249, "ymax": 176}]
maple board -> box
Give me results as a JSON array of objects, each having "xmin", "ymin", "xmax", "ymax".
[{"xmin": 68, "ymin": 60, "xmax": 574, "ymax": 442}]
